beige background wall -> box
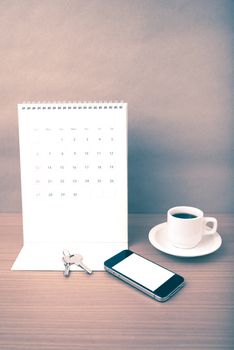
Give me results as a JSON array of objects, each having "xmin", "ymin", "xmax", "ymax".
[{"xmin": 0, "ymin": 0, "xmax": 233, "ymax": 213}]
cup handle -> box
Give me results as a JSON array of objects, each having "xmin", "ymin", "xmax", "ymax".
[{"xmin": 203, "ymin": 217, "xmax": 217, "ymax": 235}]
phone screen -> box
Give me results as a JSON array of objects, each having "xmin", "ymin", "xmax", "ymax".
[{"xmin": 112, "ymin": 253, "xmax": 175, "ymax": 292}]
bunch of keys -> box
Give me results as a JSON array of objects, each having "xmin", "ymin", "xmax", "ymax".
[{"xmin": 62, "ymin": 250, "xmax": 93, "ymax": 277}]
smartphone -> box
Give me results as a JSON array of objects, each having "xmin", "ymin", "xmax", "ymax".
[{"xmin": 104, "ymin": 249, "xmax": 184, "ymax": 302}]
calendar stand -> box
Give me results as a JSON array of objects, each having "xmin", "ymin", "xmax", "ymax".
[{"xmin": 12, "ymin": 102, "xmax": 128, "ymax": 271}]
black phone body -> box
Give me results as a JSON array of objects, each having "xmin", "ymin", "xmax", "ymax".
[{"xmin": 104, "ymin": 249, "xmax": 184, "ymax": 302}]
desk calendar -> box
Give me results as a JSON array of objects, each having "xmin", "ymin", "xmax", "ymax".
[{"xmin": 12, "ymin": 102, "xmax": 128, "ymax": 271}]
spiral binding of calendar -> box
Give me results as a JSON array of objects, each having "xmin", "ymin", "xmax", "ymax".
[{"xmin": 19, "ymin": 101, "xmax": 126, "ymax": 110}]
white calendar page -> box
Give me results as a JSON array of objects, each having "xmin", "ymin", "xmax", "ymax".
[{"xmin": 12, "ymin": 102, "xmax": 128, "ymax": 271}]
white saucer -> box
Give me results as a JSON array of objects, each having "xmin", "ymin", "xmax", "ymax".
[{"xmin": 149, "ymin": 222, "xmax": 222, "ymax": 257}]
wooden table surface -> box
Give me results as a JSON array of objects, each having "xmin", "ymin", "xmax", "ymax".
[{"xmin": 0, "ymin": 213, "xmax": 233, "ymax": 350}]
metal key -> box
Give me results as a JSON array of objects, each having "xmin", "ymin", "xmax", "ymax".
[
  {"xmin": 62, "ymin": 250, "xmax": 72, "ymax": 277},
  {"xmin": 69, "ymin": 254, "xmax": 93, "ymax": 274},
  {"xmin": 63, "ymin": 258, "xmax": 71, "ymax": 277}
]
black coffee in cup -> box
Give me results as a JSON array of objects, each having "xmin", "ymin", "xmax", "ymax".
[{"xmin": 172, "ymin": 213, "xmax": 197, "ymax": 219}]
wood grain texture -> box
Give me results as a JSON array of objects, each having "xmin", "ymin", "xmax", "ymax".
[{"xmin": 0, "ymin": 213, "xmax": 233, "ymax": 350}]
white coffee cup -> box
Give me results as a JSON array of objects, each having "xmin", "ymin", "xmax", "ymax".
[{"xmin": 167, "ymin": 206, "xmax": 217, "ymax": 249}]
